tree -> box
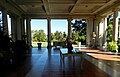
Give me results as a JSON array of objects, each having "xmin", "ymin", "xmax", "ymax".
[
  {"xmin": 106, "ymin": 24, "xmax": 112, "ymax": 42},
  {"xmin": 72, "ymin": 19, "xmax": 87, "ymax": 44},
  {"xmin": 53, "ymin": 31, "xmax": 63, "ymax": 41},
  {"xmin": 106, "ymin": 14, "xmax": 113, "ymax": 42},
  {"xmin": 63, "ymin": 32, "xmax": 67, "ymax": 40},
  {"xmin": 51, "ymin": 33, "xmax": 54, "ymax": 41},
  {"xmin": 51, "ymin": 31, "xmax": 67, "ymax": 42},
  {"xmin": 32, "ymin": 30, "xmax": 47, "ymax": 42}
]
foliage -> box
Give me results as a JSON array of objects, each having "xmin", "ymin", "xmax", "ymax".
[
  {"xmin": 72, "ymin": 31, "xmax": 79, "ymax": 43},
  {"xmin": 51, "ymin": 31, "xmax": 67, "ymax": 42},
  {"xmin": 54, "ymin": 31, "xmax": 63, "ymax": 41},
  {"xmin": 72, "ymin": 19, "xmax": 87, "ymax": 44},
  {"xmin": 107, "ymin": 14, "xmax": 113, "ymax": 25},
  {"xmin": 32, "ymin": 30, "xmax": 47, "ymax": 42},
  {"xmin": 106, "ymin": 24, "xmax": 112, "ymax": 42},
  {"xmin": 106, "ymin": 14, "xmax": 113, "ymax": 43},
  {"xmin": 32, "ymin": 30, "xmax": 67, "ymax": 42},
  {"xmin": 107, "ymin": 41, "xmax": 118, "ymax": 51},
  {"xmin": 106, "ymin": 14, "xmax": 117, "ymax": 51}
]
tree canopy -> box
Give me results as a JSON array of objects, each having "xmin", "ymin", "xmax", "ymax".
[
  {"xmin": 72, "ymin": 19, "xmax": 87, "ymax": 44},
  {"xmin": 32, "ymin": 30, "xmax": 67, "ymax": 42},
  {"xmin": 51, "ymin": 31, "xmax": 67, "ymax": 42},
  {"xmin": 32, "ymin": 30, "xmax": 46, "ymax": 42}
]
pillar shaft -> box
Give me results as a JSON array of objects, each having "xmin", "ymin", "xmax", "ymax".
[
  {"xmin": 97, "ymin": 16, "xmax": 108, "ymax": 50},
  {"xmin": 68, "ymin": 18, "xmax": 72, "ymax": 38},
  {"xmin": 98, "ymin": 18, "xmax": 104, "ymax": 47},
  {"xmin": 2, "ymin": 9, "xmax": 8, "ymax": 35},
  {"xmin": 88, "ymin": 17, "xmax": 94, "ymax": 45},
  {"xmin": 112, "ymin": 8, "xmax": 119, "ymax": 41},
  {"xmin": 94, "ymin": 17, "xmax": 99, "ymax": 44},
  {"xmin": 47, "ymin": 18, "xmax": 51, "ymax": 48},
  {"xmin": 21, "ymin": 18, "xmax": 25, "ymax": 40},
  {"xmin": 11, "ymin": 15, "xmax": 17, "ymax": 41},
  {"xmin": 103, "ymin": 17, "xmax": 107, "ymax": 46},
  {"xmin": 86, "ymin": 19, "xmax": 91, "ymax": 46},
  {"xmin": 16, "ymin": 16, "xmax": 21, "ymax": 40},
  {"xmin": 26, "ymin": 18, "xmax": 31, "ymax": 46}
]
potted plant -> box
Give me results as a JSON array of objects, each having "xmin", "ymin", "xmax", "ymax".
[{"xmin": 107, "ymin": 41, "xmax": 118, "ymax": 52}]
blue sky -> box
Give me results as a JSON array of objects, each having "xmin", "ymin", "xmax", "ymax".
[{"xmin": 31, "ymin": 19, "xmax": 68, "ymax": 34}]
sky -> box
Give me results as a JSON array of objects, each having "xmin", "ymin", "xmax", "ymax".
[{"xmin": 31, "ymin": 19, "xmax": 68, "ymax": 34}]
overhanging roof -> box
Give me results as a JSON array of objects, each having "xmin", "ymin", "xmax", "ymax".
[{"xmin": 3, "ymin": 0, "xmax": 120, "ymax": 18}]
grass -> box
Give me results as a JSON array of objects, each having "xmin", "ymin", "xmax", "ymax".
[
  {"xmin": 32, "ymin": 42, "xmax": 53, "ymax": 47},
  {"xmin": 32, "ymin": 42, "xmax": 85, "ymax": 47},
  {"xmin": 32, "ymin": 42, "xmax": 48, "ymax": 47}
]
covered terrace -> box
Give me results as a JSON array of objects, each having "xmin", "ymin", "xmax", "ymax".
[{"xmin": 0, "ymin": 0, "xmax": 120, "ymax": 77}]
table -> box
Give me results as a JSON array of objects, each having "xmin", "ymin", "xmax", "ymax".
[{"xmin": 60, "ymin": 48, "xmax": 83, "ymax": 70}]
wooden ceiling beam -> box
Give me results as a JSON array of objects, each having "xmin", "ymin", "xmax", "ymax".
[
  {"xmin": 16, "ymin": 2, "xmax": 43, "ymax": 5},
  {"xmin": 70, "ymin": 0, "xmax": 83, "ymax": 13},
  {"xmin": 42, "ymin": 0, "xmax": 50, "ymax": 15},
  {"xmin": 49, "ymin": 2, "xmax": 74, "ymax": 5},
  {"xmin": 80, "ymin": 2, "xmax": 106, "ymax": 5},
  {"xmin": 93, "ymin": 0, "xmax": 117, "ymax": 14}
]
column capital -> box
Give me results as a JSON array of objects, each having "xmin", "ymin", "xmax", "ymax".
[
  {"xmin": 88, "ymin": 16, "xmax": 94, "ymax": 20},
  {"xmin": 47, "ymin": 17, "xmax": 51, "ymax": 20},
  {"xmin": 68, "ymin": 17, "xmax": 72, "ymax": 19},
  {"xmin": 112, "ymin": 7, "xmax": 119, "ymax": 12},
  {"xmin": 67, "ymin": 17, "xmax": 72, "ymax": 22},
  {"xmin": 101, "ymin": 16, "xmax": 108, "ymax": 19}
]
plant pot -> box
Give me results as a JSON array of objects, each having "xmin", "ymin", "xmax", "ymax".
[{"xmin": 37, "ymin": 43, "xmax": 42, "ymax": 48}]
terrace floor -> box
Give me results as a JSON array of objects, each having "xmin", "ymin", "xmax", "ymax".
[{"xmin": 0, "ymin": 47, "xmax": 115, "ymax": 77}]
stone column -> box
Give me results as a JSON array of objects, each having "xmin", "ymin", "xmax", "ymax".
[
  {"xmin": 68, "ymin": 18, "xmax": 72, "ymax": 38},
  {"xmin": 2, "ymin": 9, "xmax": 8, "ymax": 35},
  {"xmin": 88, "ymin": 17, "xmax": 94, "ymax": 46},
  {"xmin": 21, "ymin": 18, "xmax": 25, "ymax": 40},
  {"xmin": 86, "ymin": 19, "xmax": 91, "ymax": 46},
  {"xmin": 94, "ymin": 17, "xmax": 100, "ymax": 45},
  {"xmin": 11, "ymin": 15, "xmax": 17, "ymax": 42},
  {"xmin": 112, "ymin": 8, "xmax": 119, "ymax": 41},
  {"xmin": 98, "ymin": 17, "xmax": 104, "ymax": 48},
  {"xmin": 93, "ymin": 16, "xmax": 102, "ymax": 48},
  {"xmin": 26, "ymin": 18, "xmax": 31, "ymax": 46},
  {"xmin": 103, "ymin": 17, "xmax": 107, "ymax": 46},
  {"xmin": 47, "ymin": 18, "xmax": 51, "ymax": 48},
  {"xmin": 102, "ymin": 16, "xmax": 108, "ymax": 51},
  {"xmin": 16, "ymin": 16, "xmax": 21, "ymax": 40}
]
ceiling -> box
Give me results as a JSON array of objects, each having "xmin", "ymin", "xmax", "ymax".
[{"xmin": 11, "ymin": 0, "xmax": 120, "ymax": 18}]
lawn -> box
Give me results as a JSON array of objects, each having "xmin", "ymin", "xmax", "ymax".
[
  {"xmin": 32, "ymin": 42, "xmax": 54, "ymax": 47},
  {"xmin": 32, "ymin": 42, "xmax": 48, "ymax": 47},
  {"xmin": 32, "ymin": 42, "xmax": 82, "ymax": 48}
]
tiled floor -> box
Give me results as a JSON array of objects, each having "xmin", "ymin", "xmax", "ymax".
[{"xmin": 0, "ymin": 47, "xmax": 111, "ymax": 77}]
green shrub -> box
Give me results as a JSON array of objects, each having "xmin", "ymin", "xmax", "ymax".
[{"xmin": 107, "ymin": 41, "xmax": 118, "ymax": 51}]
